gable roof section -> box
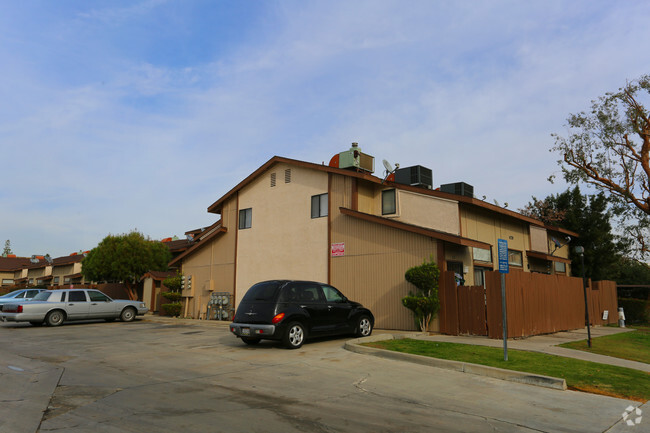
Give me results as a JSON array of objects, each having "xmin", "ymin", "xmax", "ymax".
[
  {"xmin": 206, "ymin": 156, "xmax": 572, "ymax": 235},
  {"xmin": 340, "ymin": 207, "xmax": 492, "ymax": 249},
  {"xmin": 168, "ymin": 222, "xmax": 227, "ymax": 267},
  {"xmin": 0, "ymin": 257, "xmax": 32, "ymax": 271}
]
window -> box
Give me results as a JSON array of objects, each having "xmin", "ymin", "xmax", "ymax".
[
  {"xmin": 322, "ymin": 285, "xmax": 345, "ymax": 303},
  {"xmin": 508, "ymin": 250, "xmax": 523, "ymax": 267},
  {"xmin": 311, "ymin": 193, "xmax": 328, "ymax": 218},
  {"xmin": 1, "ymin": 279, "xmax": 13, "ymax": 286},
  {"xmin": 270, "ymin": 173, "xmax": 277, "ymax": 187},
  {"xmin": 285, "ymin": 168, "xmax": 292, "ymax": 183},
  {"xmin": 68, "ymin": 291, "xmax": 87, "ymax": 302},
  {"xmin": 554, "ymin": 261, "xmax": 566, "ymax": 274},
  {"xmin": 239, "ymin": 208, "xmax": 252, "ymax": 229},
  {"xmin": 53, "ymin": 276, "xmax": 59, "ymax": 285},
  {"xmin": 473, "ymin": 247, "xmax": 492, "ymax": 262},
  {"xmin": 473, "ymin": 266, "xmax": 492, "ymax": 286},
  {"xmin": 88, "ymin": 291, "xmax": 111, "ymax": 302},
  {"xmin": 382, "ymin": 189, "xmax": 396, "ymax": 215}
]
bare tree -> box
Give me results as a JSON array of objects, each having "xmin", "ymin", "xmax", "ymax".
[{"xmin": 552, "ymin": 75, "xmax": 650, "ymax": 254}]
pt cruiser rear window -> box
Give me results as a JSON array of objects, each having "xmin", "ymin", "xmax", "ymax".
[{"xmin": 241, "ymin": 281, "xmax": 281, "ymax": 302}]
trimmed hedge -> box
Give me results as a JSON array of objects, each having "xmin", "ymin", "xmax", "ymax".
[{"xmin": 618, "ymin": 298, "xmax": 650, "ymax": 324}]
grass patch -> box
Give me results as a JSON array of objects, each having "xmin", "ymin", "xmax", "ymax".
[
  {"xmin": 559, "ymin": 327, "xmax": 650, "ymax": 364},
  {"xmin": 364, "ymin": 339, "xmax": 650, "ymax": 402}
]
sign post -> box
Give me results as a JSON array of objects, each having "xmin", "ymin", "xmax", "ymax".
[{"xmin": 497, "ymin": 239, "xmax": 509, "ymax": 361}]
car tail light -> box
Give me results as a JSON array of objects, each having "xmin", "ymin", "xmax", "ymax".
[
  {"xmin": 271, "ymin": 313, "xmax": 285, "ymax": 324},
  {"xmin": 8, "ymin": 305, "xmax": 23, "ymax": 313}
]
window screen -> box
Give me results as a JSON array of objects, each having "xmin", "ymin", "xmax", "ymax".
[{"xmin": 382, "ymin": 189, "xmax": 396, "ymax": 215}]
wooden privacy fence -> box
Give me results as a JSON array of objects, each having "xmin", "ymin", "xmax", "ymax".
[{"xmin": 438, "ymin": 270, "xmax": 618, "ymax": 339}]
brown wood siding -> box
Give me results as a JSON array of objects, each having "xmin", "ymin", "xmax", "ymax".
[{"xmin": 330, "ymin": 174, "xmax": 438, "ymax": 330}]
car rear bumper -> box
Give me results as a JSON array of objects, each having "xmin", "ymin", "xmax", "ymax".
[{"xmin": 230, "ymin": 322, "xmax": 277, "ymax": 338}]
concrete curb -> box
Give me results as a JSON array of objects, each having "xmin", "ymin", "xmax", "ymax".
[{"xmin": 345, "ymin": 334, "xmax": 567, "ymax": 391}]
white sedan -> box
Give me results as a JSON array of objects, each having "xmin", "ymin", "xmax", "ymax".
[{"xmin": 0, "ymin": 288, "xmax": 148, "ymax": 326}]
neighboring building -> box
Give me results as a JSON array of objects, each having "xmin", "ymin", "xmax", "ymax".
[
  {"xmin": 170, "ymin": 146, "xmax": 576, "ymax": 330},
  {"xmin": 0, "ymin": 256, "xmax": 31, "ymax": 288}
]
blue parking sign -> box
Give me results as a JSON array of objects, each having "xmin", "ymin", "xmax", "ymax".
[{"xmin": 498, "ymin": 239, "xmax": 509, "ymax": 274}]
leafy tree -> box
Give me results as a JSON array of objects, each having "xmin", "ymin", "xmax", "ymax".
[
  {"xmin": 551, "ymin": 75, "xmax": 650, "ymax": 255},
  {"xmin": 521, "ymin": 187, "xmax": 623, "ymax": 280},
  {"xmin": 611, "ymin": 257, "xmax": 650, "ymax": 285},
  {"xmin": 82, "ymin": 231, "xmax": 171, "ymax": 300},
  {"xmin": 3, "ymin": 240, "xmax": 12, "ymax": 256},
  {"xmin": 402, "ymin": 257, "xmax": 440, "ymax": 332}
]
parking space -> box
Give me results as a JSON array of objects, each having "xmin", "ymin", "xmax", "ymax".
[{"xmin": 0, "ymin": 317, "xmax": 641, "ymax": 433}]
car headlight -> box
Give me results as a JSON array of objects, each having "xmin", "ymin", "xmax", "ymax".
[{"xmin": 140, "ymin": 303, "xmax": 146, "ymax": 308}]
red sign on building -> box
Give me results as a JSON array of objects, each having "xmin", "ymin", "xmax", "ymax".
[{"xmin": 331, "ymin": 242, "xmax": 345, "ymax": 257}]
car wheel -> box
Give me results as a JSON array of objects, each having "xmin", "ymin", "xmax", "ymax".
[
  {"xmin": 356, "ymin": 315, "xmax": 373, "ymax": 337},
  {"xmin": 46, "ymin": 310, "xmax": 65, "ymax": 327},
  {"xmin": 241, "ymin": 337, "xmax": 261, "ymax": 345},
  {"xmin": 283, "ymin": 322, "xmax": 306, "ymax": 349},
  {"xmin": 120, "ymin": 307, "xmax": 136, "ymax": 322},
  {"xmin": 29, "ymin": 321, "xmax": 44, "ymax": 326}
]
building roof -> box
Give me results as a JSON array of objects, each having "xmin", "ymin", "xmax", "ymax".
[
  {"xmin": 0, "ymin": 257, "xmax": 32, "ymax": 271},
  {"xmin": 206, "ymin": 155, "xmax": 575, "ymax": 235}
]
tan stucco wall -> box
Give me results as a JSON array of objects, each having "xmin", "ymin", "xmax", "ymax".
[
  {"xmin": 142, "ymin": 278, "xmax": 154, "ymax": 310},
  {"xmin": 235, "ymin": 163, "xmax": 329, "ymax": 309},
  {"xmin": 530, "ymin": 225, "xmax": 548, "ymax": 253},
  {"xmin": 393, "ymin": 190, "xmax": 460, "ymax": 235}
]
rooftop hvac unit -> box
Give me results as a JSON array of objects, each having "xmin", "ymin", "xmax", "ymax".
[
  {"xmin": 394, "ymin": 165, "xmax": 433, "ymax": 189},
  {"xmin": 329, "ymin": 142, "xmax": 375, "ymax": 173},
  {"xmin": 440, "ymin": 182, "xmax": 474, "ymax": 198}
]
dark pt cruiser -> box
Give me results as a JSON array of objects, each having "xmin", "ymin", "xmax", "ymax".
[{"xmin": 230, "ymin": 280, "xmax": 374, "ymax": 349}]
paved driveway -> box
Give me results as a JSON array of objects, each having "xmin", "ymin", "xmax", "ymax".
[{"xmin": 0, "ymin": 318, "xmax": 644, "ymax": 433}]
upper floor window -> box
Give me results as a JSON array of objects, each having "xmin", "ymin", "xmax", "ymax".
[
  {"xmin": 554, "ymin": 261, "xmax": 566, "ymax": 274},
  {"xmin": 473, "ymin": 247, "xmax": 492, "ymax": 262},
  {"xmin": 382, "ymin": 189, "xmax": 396, "ymax": 215},
  {"xmin": 311, "ymin": 193, "xmax": 328, "ymax": 218},
  {"xmin": 508, "ymin": 250, "xmax": 523, "ymax": 267},
  {"xmin": 239, "ymin": 208, "xmax": 252, "ymax": 229}
]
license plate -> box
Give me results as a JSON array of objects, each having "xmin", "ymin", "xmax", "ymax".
[{"xmin": 241, "ymin": 327, "xmax": 250, "ymax": 336}]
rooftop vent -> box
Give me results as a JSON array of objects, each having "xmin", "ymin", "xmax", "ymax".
[
  {"xmin": 394, "ymin": 165, "xmax": 433, "ymax": 189},
  {"xmin": 329, "ymin": 142, "xmax": 375, "ymax": 173},
  {"xmin": 440, "ymin": 182, "xmax": 474, "ymax": 198}
]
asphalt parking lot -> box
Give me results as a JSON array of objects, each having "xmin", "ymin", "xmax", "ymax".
[{"xmin": 0, "ymin": 317, "xmax": 645, "ymax": 433}]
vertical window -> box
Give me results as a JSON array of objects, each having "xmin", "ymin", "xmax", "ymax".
[
  {"xmin": 239, "ymin": 208, "xmax": 252, "ymax": 229},
  {"xmin": 311, "ymin": 193, "xmax": 328, "ymax": 218},
  {"xmin": 554, "ymin": 261, "xmax": 566, "ymax": 274},
  {"xmin": 508, "ymin": 250, "xmax": 523, "ymax": 267},
  {"xmin": 382, "ymin": 189, "xmax": 396, "ymax": 215}
]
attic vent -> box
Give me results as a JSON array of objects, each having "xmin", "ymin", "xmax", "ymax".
[
  {"xmin": 270, "ymin": 173, "xmax": 276, "ymax": 187},
  {"xmin": 285, "ymin": 169, "xmax": 292, "ymax": 183}
]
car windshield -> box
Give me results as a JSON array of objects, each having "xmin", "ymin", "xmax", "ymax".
[
  {"xmin": 32, "ymin": 291, "xmax": 52, "ymax": 301},
  {"xmin": 0, "ymin": 290, "xmax": 23, "ymax": 299},
  {"xmin": 241, "ymin": 281, "xmax": 281, "ymax": 302}
]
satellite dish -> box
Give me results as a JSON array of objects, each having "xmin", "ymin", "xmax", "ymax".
[{"xmin": 382, "ymin": 159, "xmax": 394, "ymax": 173}]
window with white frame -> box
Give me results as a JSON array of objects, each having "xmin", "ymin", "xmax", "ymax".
[
  {"xmin": 239, "ymin": 208, "xmax": 252, "ymax": 229},
  {"xmin": 311, "ymin": 193, "xmax": 328, "ymax": 218},
  {"xmin": 473, "ymin": 247, "xmax": 492, "ymax": 262}
]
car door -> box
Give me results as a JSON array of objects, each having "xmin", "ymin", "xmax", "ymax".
[
  {"xmin": 87, "ymin": 290, "xmax": 117, "ymax": 318},
  {"xmin": 65, "ymin": 290, "xmax": 90, "ymax": 319},
  {"xmin": 292, "ymin": 282, "xmax": 328, "ymax": 334},
  {"xmin": 321, "ymin": 284, "xmax": 353, "ymax": 333}
]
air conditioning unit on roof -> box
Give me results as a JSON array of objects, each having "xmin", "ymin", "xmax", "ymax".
[{"xmin": 394, "ymin": 165, "xmax": 433, "ymax": 189}]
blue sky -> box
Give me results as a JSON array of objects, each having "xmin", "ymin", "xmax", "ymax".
[{"xmin": 2, "ymin": 1, "xmax": 650, "ymax": 258}]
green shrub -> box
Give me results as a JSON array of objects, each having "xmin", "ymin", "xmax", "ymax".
[
  {"xmin": 161, "ymin": 302, "xmax": 182, "ymax": 317},
  {"xmin": 618, "ymin": 298, "xmax": 650, "ymax": 324},
  {"xmin": 402, "ymin": 257, "xmax": 440, "ymax": 331},
  {"xmin": 162, "ymin": 291, "xmax": 182, "ymax": 303},
  {"xmin": 163, "ymin": 273, "xmax": 182, "ymax": 292}
]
